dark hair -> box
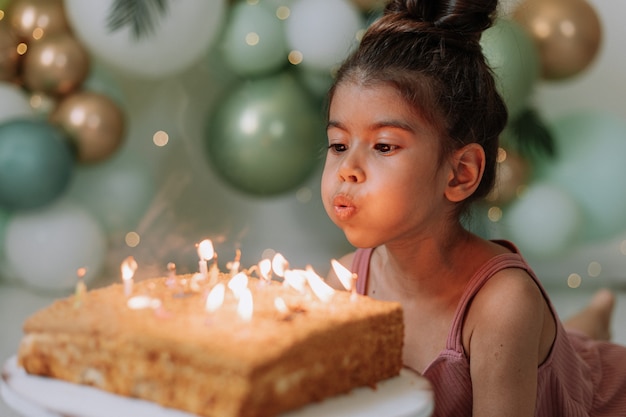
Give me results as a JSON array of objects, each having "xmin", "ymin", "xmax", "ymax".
[{"xmin": 328, "ymin": 0, "xmax": 508, "ymax": 214}]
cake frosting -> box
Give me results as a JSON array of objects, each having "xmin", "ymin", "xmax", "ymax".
[{"xmin": 17, "ymin": 269, "xmax": 404, "ymax": 417}]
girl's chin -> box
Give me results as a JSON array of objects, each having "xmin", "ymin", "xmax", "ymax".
[{"xmin": 343, "ymin": 231, "xmax": 380, "ymax": 250}]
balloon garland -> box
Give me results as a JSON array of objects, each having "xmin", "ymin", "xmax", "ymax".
[{"xmin": 0, "ymin": 0, "xmax": 621, "ymax": 291}]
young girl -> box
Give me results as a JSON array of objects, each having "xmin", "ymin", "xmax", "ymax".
[{"xmin": 322, "ymin": 0, "xmax": 626, "ymax": 415}]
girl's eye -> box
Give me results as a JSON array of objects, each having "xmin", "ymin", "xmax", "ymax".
[
  {"xmin": 328, "ymin": 143, "xmax": 347, "ymax": 153},
  {"xmin": 374, "ymin": 143, "xmax": 397, "ymax": 154}
]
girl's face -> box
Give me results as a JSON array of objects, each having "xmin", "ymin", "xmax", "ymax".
[{"xmin": 321, "ymin": 82, "xmax": 454, "ymax": 249}]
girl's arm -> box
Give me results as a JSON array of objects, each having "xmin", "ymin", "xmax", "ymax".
[{"xmin": 466, "ymin": 269, "xmax": 553, "ymax": 417}]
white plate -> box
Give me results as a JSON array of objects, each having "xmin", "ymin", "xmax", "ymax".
[{"xmin": 2, "ymin": 356, "xmax": 433, "ymax": 417}]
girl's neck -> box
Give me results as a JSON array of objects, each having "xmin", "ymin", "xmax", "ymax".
[{"xmin": 370, "ymin": 226, "xmax": 481, "ymax": 300}]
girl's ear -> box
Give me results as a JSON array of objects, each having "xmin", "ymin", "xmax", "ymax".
[{"xmin": 445, "ymin": 143, "xmax": 486, "ymax": 203}]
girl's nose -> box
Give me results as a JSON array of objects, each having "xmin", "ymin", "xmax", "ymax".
[{"xmin": 338, "ymin": 155, "xmax": 365, "ymax": 183}]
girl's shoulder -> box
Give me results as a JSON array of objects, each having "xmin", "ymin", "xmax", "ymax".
[{"xmin": 462, "ymin": 264, "xmax": 556, "ymax": 364}]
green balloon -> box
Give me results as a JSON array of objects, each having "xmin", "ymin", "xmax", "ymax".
[
  {"xmin": 205, "ymin": 72, "xmax": 324, "ymax": 196},
  {"xmin": 538, "ymin": 111, "xmax": 626, "ymax": 241},
  {"xmin": 220, "ymin": 1, "xmax": 288, "ymax": 77},
  {"xmin": 481, "ymin": 18, "xmax": 540, "ymax": 121},
  {"xmin": 0, "ymin": 118, "xmax": 75, "ymax": 210}
]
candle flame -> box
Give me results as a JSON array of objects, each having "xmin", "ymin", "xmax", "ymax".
[
  {"xmin": 331, "ymin": 259, "xmax": 355, "ymax": 291},
  {"xmin": 77, "ymin": 267, "xmax": 87, "ymax": 279},
  {"xmin": 205, "ymin": 283, "xmax": 225, "ymax": 312},
  {"xmin": 121, "ymin": 256, "xmax": 138, "ymax": 281},
  {"xmin": 272, "ymin": 253, "xmax": 289, "ymax": 277},
  {"xmin": 127, "ymin": 295, "xmax": 162, "ymax": 310},
  {"xmin": 228, "ymin": 271, "xmax": 249, "ymax": 299},
  {"xmin": 274, "ymin": 297, "xmax": 288, "ymax": 313},
  {"xmin": 238, "ymin": 287, "xmax": 253, "ymax": 321},
  {"xmin": 283, "ymin": 269, "xmax": 307, "ymax": 293},
  {"xmin": 258, "ymin": 259, "xmax": 272, "ymax": 281},
  {"xmin": 197, "ymin": 239, "xmax": 214, "ymax": 261},
  {"xmin": 305, "ymin": 266, "xmax": 335, "ymax": 303}
]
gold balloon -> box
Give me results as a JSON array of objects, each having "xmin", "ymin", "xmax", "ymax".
[
  {"xmin": 49, "ymin": 91, "xmax": 126, "ymax": 164},
  {"xmin": 0, "ymin": 20, "xmax": 21, "ymax": 82},
  {"xmin": 513, "ymin": 0, "xmax": 602, "ymax": 80},
  {"xmin": 7, "ymin": 0, "xmax": 70, "ymax": 41},
  {"xmin": 486, "ymin": 149, "xmax": 531, "ymax": 206},
  {"xmin": 22, "ymin": 33, "xmax": 90, "ymax": 96}
]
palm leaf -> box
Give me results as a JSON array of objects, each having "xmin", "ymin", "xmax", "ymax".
[{"xmin": 107, "ymin": 0, "xmax": 170, "ymax": 39}]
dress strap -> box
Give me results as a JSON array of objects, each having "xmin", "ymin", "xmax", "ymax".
[
  {"xmin": 351, "ymin": 248, "xmax": 374, "ymax": 296},
  {"xmin": 446, "ymin": 250, "xmax": 532, "ymax": 352}
]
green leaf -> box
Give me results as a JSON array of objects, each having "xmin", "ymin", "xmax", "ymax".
[{"xmin": 106, "ymin": 0, "xmax": 169, "ymax": 40}]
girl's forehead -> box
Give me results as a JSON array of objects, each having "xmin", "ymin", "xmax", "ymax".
[
  {"xmin": 330, "ymin": 82, "xmax": 435, "ymax": 127},
  {"xmin": 330, "ymin": 83, "xmax": 411, "ymax": 117}
]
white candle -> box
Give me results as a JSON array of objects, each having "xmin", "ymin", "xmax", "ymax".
[
  {"xmin": 121, "ymin": 256, "xmax": 138, "ymax": 297},
  {"xmin": 258, "ymin": 259, "xmax": 272, "ymax": 283},
  {"xmin": 197, "ymin": 239, "xmax": 214, "ymax": 277},
  {"xmin": 73, "ymin": 267, "xmax": 87, "ymax": 308},
  {"xmin": 228, "ymin": 248, "xmax": 241, "ymax": 276},
  {"xmin": 166, "ymin": 262, "xmax": 177, "ymax": 288}
]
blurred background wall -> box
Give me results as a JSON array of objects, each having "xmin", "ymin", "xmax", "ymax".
[{"xmin": 0, "ymin": 0, "xmax": 624, "ymax": 295}]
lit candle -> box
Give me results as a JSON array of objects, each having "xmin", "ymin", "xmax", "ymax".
[
  {"xmin": 258, "ymin": 258, "xmax": 272, "ymax": 284},
  {"xmin": 121, "ymin": 256, "xmax": 138, "ymax": 297},
  {"xmin": 205, "ymin": 283, "xmax": 225, "ymax": 313},
  {"xmin": 209, "ymin": 251, "xmax": 219, "ymax": 286},
  {"xmin": 283, "ymin": 269, "xmax": 307, "ymax": 293},
  {"xmin": 331, "ymin": 259, "xmax": 358, "ymax": 301},
  {"xmin": 197, "ymin": 239, "xmax": 214, "ymax": 278},
  {"xmin": 271, "ymin": 253, "xmax": 289, "ymax": 278},
  {"xmin": 228, "ymin": 271, "xmax": 249, "ymax": 299},
  {"xmin": 73, "ymin": 267, "xmax": 87, "ymax": 308},
  {"xmin": 304, "ymin": 266, "xmax": 335, "ymax": 303},
  {"xmin": 127, "ymin": 295, "xmax": 162, "ymax": 310},
  {"xmin": 238, "ymin": 287, "xmax": 253, "ymax": 321},
  {"xmin": 227, "ymin": 248, "xmax": 241, "ymax": 276},
  {"xmin": 166, "ymin": 262, "xmax": 177, "ymax": 288}
]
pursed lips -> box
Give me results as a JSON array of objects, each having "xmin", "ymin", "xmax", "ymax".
[{"xmin": 332, "ymin": 194, "xmax": 357, "ymax": 221}]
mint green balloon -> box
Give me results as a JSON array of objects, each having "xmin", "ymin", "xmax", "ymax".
[
  {"xmin": 0, "ymin": 119, "xmax": 75, "ymax": 210},
  {"xmin": 205, "ymin": 72, "xmax": 324, "ymax": 196},
  {"xmin": 220, "ymin": 1, "xmax": 288, "ymax": 77},
  {"xmin": 481, "ymin": 18, "xmax": 540, "ymax": 120},
  {"xmin": 539, "ymin": 111, "xmax": 626, "ymax": 241}
]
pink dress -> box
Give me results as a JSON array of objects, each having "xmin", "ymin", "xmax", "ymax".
[{"xmin": 352, "ymin": 241, "xmax": 626, "ymax": 417}]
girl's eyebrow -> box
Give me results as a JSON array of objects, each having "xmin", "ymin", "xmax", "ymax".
[{"xmin": 327, "ymin": 119, "xmax": 416, "ymax": 133}]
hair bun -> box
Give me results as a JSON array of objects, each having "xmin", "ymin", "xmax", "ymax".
[{"xmin": 385, "ymin": 0, "xmax": 498, "ymax": 40}]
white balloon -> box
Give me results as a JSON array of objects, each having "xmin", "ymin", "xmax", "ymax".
[
  {"xmin": 0, "ymin": 82, "xmax": 34, "ymax": 123},
  {"xmin": 63, "ymin": 0, "xmax": 227, "ymax": 78},
  {"xmin": 503, "ymin": 183, "xmax": 583, "ymax": 259},
  {"xmin": 5, "ymin": 199, "xmax": 107, "ymax": 292},
  {"xmin": 285, "ymin": 0, "xmax": 364, "ymax": 72}
]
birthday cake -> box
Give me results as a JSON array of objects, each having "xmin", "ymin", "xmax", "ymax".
[{"xmin": 16, "ymin": 266, "xmax": 404, "ymax": 417}]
